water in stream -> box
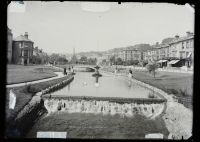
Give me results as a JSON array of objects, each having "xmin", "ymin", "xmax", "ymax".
[{"xmin": 48, "ymin": 72, "xmax": 152, "ymax": 98}]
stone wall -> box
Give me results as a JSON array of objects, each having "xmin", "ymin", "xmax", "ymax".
[{"xmin": 6, "ymin": 76, "xmax": 74, "ymax": 138}]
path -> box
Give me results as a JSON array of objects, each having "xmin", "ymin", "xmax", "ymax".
[{"xmin": 6, "ymin": 72, "xmax": 65, "ymax": 88}]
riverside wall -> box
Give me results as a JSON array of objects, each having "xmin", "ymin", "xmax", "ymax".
[{"xmin": 6, "ymin": 75, "xmax": 74, "ymax": 138}]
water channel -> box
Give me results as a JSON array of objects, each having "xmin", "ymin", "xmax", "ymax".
[{"xmin": 26, "ymin": 71, "xmax": 169, "ymax": 139}]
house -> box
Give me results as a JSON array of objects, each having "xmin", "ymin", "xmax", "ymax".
[
  {"xmin": 167, "ymin": 32, "xmax": 194, "ymax": 67},
  {"xmin": 12, "ymin": 32, "xmax": 34, "ymax": 65},
  {"xmin": 118, "ymin": 49, "xmax": 142, "ymax": 62},
  {"xmin": 143, "ymin": 32, "xmax": 194, "ymax": 68},
  {"xmin": 7, "ymin": 28, "xmax": 13, "ymax": 64}
]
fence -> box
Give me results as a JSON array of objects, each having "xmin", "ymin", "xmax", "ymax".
[{"xmin": 126, "ymin": 66, "xmax": 193, "ymax": 74}]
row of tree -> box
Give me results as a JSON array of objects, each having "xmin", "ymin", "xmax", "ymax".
[
  {"xmin": 47, "ymin": 54, "xmax": 97, "ymax": 65},
  {"xmin": 30, "ymin": 54, "xmax": 49, "ymax": 64},
  {"xmin": 108, "ymin": 56, "xmax": 148, "ymax": 66},
  {"xmin": 78, "ymin": 56, "xmax": 97, "ymax": 65},
  {"xmin": 48, "ymin": 53, "xmax": 68, "ymax": 65}
]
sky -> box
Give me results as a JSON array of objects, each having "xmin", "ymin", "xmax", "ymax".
[{"xmin": 7, "ymin": 2, "xmax": 194, "ymax": 54}]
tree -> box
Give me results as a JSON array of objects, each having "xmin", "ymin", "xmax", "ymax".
[
  {"xmin": 109, "ymin": 55, "xmax": 115, "ymax": 65},
  {"xmin": 146, "ymin": 63, "xmax": 159, "ymax": 78},
  {"xmin": 131, "ymin": 60, "xmax": 139, "ymax": 65},
  {"xmin": 49, "ymin": 53, "xmax": 59, "ymax": 63},
  {"xmin": 116, "ymin": 57, "xmax": 123, "ymax": 65},
  {"xmin": 140, "ymin": 60, "xmax": 148, "ymax": 67},
  {"xmin": 79, "ymin": 56, "xmax": 87, "ymax": 64},
  {"xmin": 87, "ymin": 58, "xmax": 97, "ymax": 65}
]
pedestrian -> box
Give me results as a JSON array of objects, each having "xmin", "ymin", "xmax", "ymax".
[
  {"xmin": 128, "ymin": 69, "xmax": 133, "ymax": 80},
  {"xmin": 64, "ymin": 67, "xmax": 66, "ymax": 75},
  {"xmin": 71, "ymin": 66, "xmax": 74, "ymax": 73},
  {"xmin": 57, "ymin": 99, "xmax": 62, "ymax": 111},
  {"xmin": 114, "ymin": 66, "xmax": 118, "ymax": 75}
]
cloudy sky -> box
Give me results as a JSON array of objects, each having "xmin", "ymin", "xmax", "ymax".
[{"xmin": 7, "ymin": 2, "xmax": 194, "ymax": 54}]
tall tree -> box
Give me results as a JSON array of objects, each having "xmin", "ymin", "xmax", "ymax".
[{"xmin": 146, "ymin": 63, "xmax": 159, "ymax": 78}]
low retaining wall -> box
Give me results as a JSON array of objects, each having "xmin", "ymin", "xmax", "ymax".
[
  {"xmin": 6, "ymin": 75, "xmax": 74, "ymax": 138},
  {"xmin": 43, "ymin": 95, "xmax": 166, "ymax": 104},
  {"xmin": 41, "ymin": 76, "xmax": 74, "ymax": 95}
]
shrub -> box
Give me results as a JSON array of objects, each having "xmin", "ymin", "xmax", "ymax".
[
  {"xmin": 169, "ymin": 89, "xmax": 179, "ymax": 95},
  {"xmin": 179, "ymin": 89, "xmax": 188, "ymax": 97}
]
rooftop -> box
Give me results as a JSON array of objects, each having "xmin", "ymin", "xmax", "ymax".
[
  {"xmin": 13, "ymin": 35, "xmax": 33, "ymax": 43},
  {"xmin": 169, "ymin": 34, "xmax": 194, "ymax": 44}
]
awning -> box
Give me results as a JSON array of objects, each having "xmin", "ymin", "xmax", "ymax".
[
  {"xmin": 168, "ymin": 60, "xmax": 180, "ymax": 64},
  {"xmin": 187, "ymin": 52, "xmax": 192, "ymax": 58},
  {"xmin": 157, "ymin": 60, "xmax": 168, "ymax": 63}
]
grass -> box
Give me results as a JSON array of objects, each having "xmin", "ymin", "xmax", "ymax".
[
  {"xmin": 131, "ymin": 70, "xmax": 193, "ymax": 96},
  {"xmin": 131, "ymin": 70, "xmax": 193, "ymax": 109},
  {"xmin": 101, "ymin": 67, "xmax": 193, "ymax": 109},
  {"xmin": 6, "ymin": 74, "xmax": 73, "ymax": 124},
  {"xmin": 26, "ymin": 112, "xmax": 169, "ymax": 139},
  {"xmin": 7, "ymin": 65, "xmax": 62, "ymax": 84}
]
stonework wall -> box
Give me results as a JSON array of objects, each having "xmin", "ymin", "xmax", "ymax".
[{"xmin": 7, "ymin": 31, "xmax": 13, "ymax": 64}]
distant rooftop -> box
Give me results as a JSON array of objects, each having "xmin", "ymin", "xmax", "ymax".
[
  {"xmin": 13, "ymin": 34, "xmax": 33, "ymax": 43},
  {"xmin": 169, "ymin": 35, "xmax": 194, "ymax": 44}
]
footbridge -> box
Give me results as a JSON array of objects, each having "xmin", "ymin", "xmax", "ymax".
[{"xmin": 73, "ymin": 64, "xmax": 100, "ymax": 72}]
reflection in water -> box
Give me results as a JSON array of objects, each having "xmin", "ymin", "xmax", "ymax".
[
  {"xmin": 49, "ymin": 72, "xmax": 155, "ymax": 99},
  {"xmin": 67, "ymin": 83, "xmax": 70, "ymax": 91},
  {"xmin": 94, "ymin": 76, "xmax": 100, "ymax": 87}
]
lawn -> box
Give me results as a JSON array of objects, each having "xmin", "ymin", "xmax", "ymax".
[
  {"xmin": 132, "ymin": 70, "xmax": 193, "ymax": 96},
  {"xmin": 6, "ymin": 74, "xmax": 73, "ymax": 131},
  {"xmin": 101, "ymin": 66, "xmax": 193, "ymax": 109},
  {"xmin": 6, "ymin": 65, "xmax": 62, "ymax": 84},
  {"xmin": 26, "ymin": 112, "xmax": 169, "ymax": 139}
]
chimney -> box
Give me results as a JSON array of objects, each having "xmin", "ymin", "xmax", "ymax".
[
  {"xmin": 35, "ymin": 46, "xmax": 38, "ymax": 51},
  {"xmin": 186, "ymin": 31, "xmax": 193, "ymax": 37},
  {"xmin": 175, "ymin": 35, "xmax": 179, "ymax": 39},
  {"xmin": 24, "ymin": 32, "xmax": 28, "ymax": 39}
]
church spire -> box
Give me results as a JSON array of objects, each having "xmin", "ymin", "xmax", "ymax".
[{"xmin": 73, "ymin": 48, "xmax": 75, "ymax": 55}]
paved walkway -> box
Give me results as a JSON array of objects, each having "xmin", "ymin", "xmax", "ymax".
[{"xmin": 6, "ymin": 72, "xmax": 65, "ymax": 88}]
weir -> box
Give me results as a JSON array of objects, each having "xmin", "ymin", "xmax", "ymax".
[{"xmin": 43, "ymin": 98, "xmax": 165, "ymax": 119}]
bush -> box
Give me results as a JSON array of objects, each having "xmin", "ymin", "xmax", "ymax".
[
  {"xmin": 26, "ymin": 84, "xmax": 39, "ymax": 93},
  {"xmin": 169, "ymin": 89, "xmax": 179, "ymax": 95},
  {"xmin": 179, "ymin": 89, "xmax": 188, "ymax": 97}
]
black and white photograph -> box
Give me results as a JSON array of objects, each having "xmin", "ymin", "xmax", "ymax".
[{"xmin": 6, "ymin": 1, "xmax": 194, "ymax": 139}]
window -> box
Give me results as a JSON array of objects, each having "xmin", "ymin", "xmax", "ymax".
[
  {"xmin": 182, "ymin": 42, "xmax": 184, "ymax": 49},
  {"xmin": 24, "ymin": 50, "xmax": 28, "ymax": 57},
  {"xmin": 186, "ymin": 41, "xmax": 189, "ymax": 48},
  {"xmin": 186, "ymin": 52, "xmax": 189, "ymax": 57},
  {"xmin": 191, "ymin": 40, "xmax": 193, "ymax": 48}
]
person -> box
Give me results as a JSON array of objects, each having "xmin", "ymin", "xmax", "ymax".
[
  {"xmin": 114, "ymin": 66, "xmax": 118, "ymax": 75},
  {"xmin": 57, "ymin": 99, "xmax": 62, "ymax": 111},
  {"xmin": 128, "ymin": 69, "xmax": 133, "ymax": 79},
  {"xmin": 64, "ymin": 67, "xmax": 66, "ymax": 75}
]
